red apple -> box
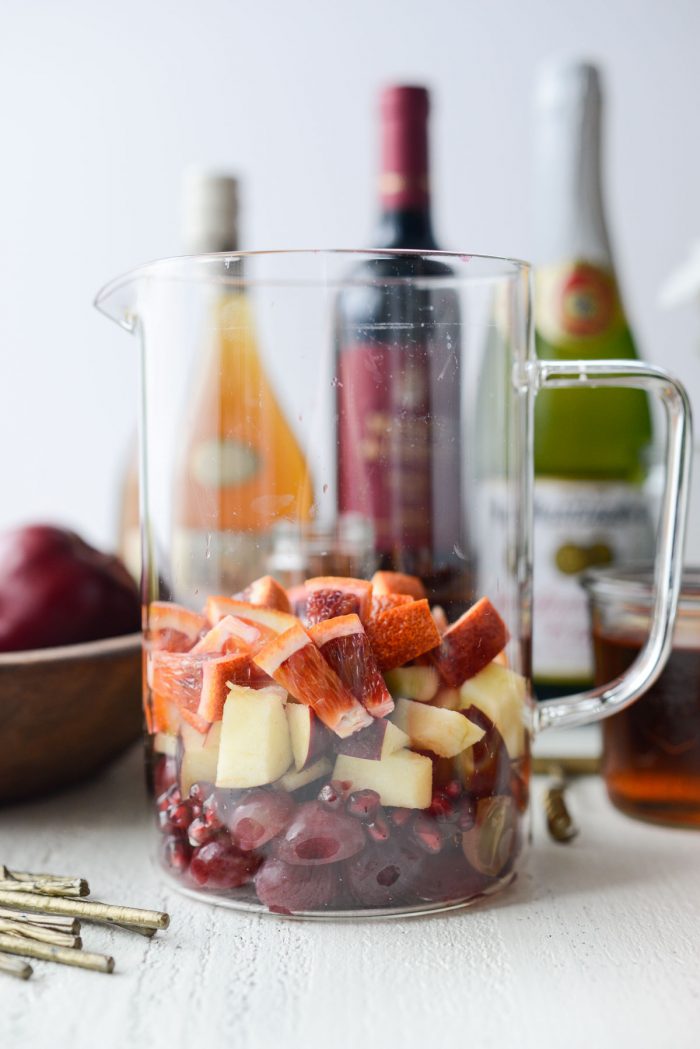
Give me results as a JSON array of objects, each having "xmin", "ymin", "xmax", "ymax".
[
  {"xmin": 432, "ymin": 598, "xmax": 508, "ymax": 687},
  {"xmin": 0, "ymin": 524, "xmax": 140, "ymax": 651}
]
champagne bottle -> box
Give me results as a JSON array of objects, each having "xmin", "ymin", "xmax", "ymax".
[
  {"xmin": 335, "ymin": 86, "xmax": 464, "ymax": 610},
  {"xmin": 532, "ymin": 61, "xmax": 654, "ymax": 695},
  {"xmin": 172, "ymin": 172, "xmax": 313, "ymax": 594}
]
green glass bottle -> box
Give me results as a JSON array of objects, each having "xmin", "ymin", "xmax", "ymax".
[{"xmin": 532, "ymin": 61, "xmax": 654, "ymax": 697}]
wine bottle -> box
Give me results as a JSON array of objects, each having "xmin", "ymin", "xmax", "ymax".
[
  {"xmin": 335, "ymin": 86, "xmax": 464, "ymax": 610},
  {"xmin": 532, "ymin": 61, "xmax": 654, "ymax": 696}
]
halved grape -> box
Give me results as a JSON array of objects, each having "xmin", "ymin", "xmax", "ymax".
[
  {"xmin": 345, "ymin": 840, "xmax": 424, "ymax": 908},
  {"xmin": 227, "ymin": 790, "xmax": 296, "ymax": 851},
  {"xmin": 412, "ymin": 846, "xmax": 489, "ymax": 903},
  {"xmin": 255, "ymin": 858, "xmax": 336, "ymax": 913},
  {"xmin": 276, "ymin": 801, "xmax": 365, "ymax": 865},
  {"xmin": 190, "ymin": 841, "xmax": 259, "ymax": 889}
]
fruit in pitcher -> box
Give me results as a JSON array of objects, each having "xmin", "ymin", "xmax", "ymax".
[
  {"xmin": 459, "ymin": 661, "xmax": 528, "ymax": 759},
  {"xmin": 370, "ymin": 570, "xmax": 426, "ymax": 601},
  {"xmin": 334, "ymin": 718, "xmax": 409, "ymax": 761},
  {"xmin": 310, "ymin": 614, "xmax": 393, "ymax": 718},
  {"xmin": 368, "ymin": 591, "xmax": 413, "ymax": 620},
  {"xmin": 461, "ymin": 796, "xmax": 518, "ymax": 877},
  {"xmin": 432, "ymin": 598, "xmax": 508, "ymax": 687},
  {"xmin": 196, "ymin": 653, "xmax": 258, "ymax": 722},
  {"xmin": 255, "ymin": 858, "xmax": 336, "ymax": 912},
  {"xmin": 180, "ymin": 721, "xmax": 222, "ymax": 795},
  {"xmin": 304, "ymin": 576, "xmax": 373, "ymax": 625},
  {"xmin": 226, "ymin": 789, "xmax": 295, "ymax": 851},
  {"xmin": 365, "ymin": 599, "xmax": 441, "ymax": 671},
  {"xmin": 0, "ymin": 524, "xmax": 141, "ymax": 652},
  {"xmin": 278, "ymin": 757, "xmax": 332, "ymax": 792},
  {"xmin": 191, "ymin": 615, "xmax": 261, "ymax": 655},
  {"xmin": 150, "ymin": 650, "xmax": 211, "ymax": 734},
  {"xmin": 286, "ymin": 704, "xmax": 331, "ymax": 771},
  {"xmin": 205, "ymin": 597, "xmax": 296, "ymax": 635},
  {"xmin": 275, "ymin": 801, "xmax": 365, "ymax": 865},
  {"xmin": 253, "ymin": 622, "xmax": 372, "ymax": 738},
  {"xmin": 391, "ymin": 698, "xmax": 484, "ymax": 758},
  {"xmin": 238, "ymin": 575, "xmax": 292, "ymax": 613},
  {"xmin": 384, "ymin": 665, "xmax": 439, "ymax": 703},
  {"xmin": 189, "ymin": 841, "xmax": 259, "ymax": 889},
  {"xmin": 332, "ymin": 750, "xmax": 433, "ymax": 809},
  {"xmin": 149, "ymin": 602, "xmax": 207, "ymax": 650},
  {"xmin": 459, "ymin": 706, "xmax": 512, "ymax": 797},
  {"xmin": 345, "ymin": 839, "xmax": 424, "ymax": 908},
  {"xmin": 216, "ymin": 685, "xmax": 292, "ymax": 788}
]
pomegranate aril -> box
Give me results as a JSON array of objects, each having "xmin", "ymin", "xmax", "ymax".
[
  {"xmin": 276, "ymin": 801, "xmax": 365, "ymax": 866},
  {"xmin": 444, "ymin": 780, "xmax": 462, "ymax": 800},
  {"xmin": 365, "ymin": 814, "xmax": 390, "ymax": 843},
  {"xmin": 188, "ymin": 817, "xmax": 215, "ymax": 847},
  {"xmin": 189, "ymin": 782, "xmax": 215, "ymax": 805},
  {"xmin": 318, "ymin": 783, "xmax": 343, "ymax": 811},
  {"xmin": 412, "ymin": 814, "xmax": 446, "ymax": 854},
  {"xmin": 255, "ymin": 858, "xmax": 336, "ymax": 913},
  {"xmin": 190, "ymin": 841, "xmax": 259, "ymax": 889},
  {"xmin": 163, "ymin": 836, "xmax": 192, "ymax": 874},
  {"xmin": 454, "ymin": 796, "xmax": 476, "ymax": 832},
  {"xmin": 168, "ymin": 802, "xmax": 192, "ymax": 830},
  {"xmin": 202, "ymin": 794, "xmax": 223, "ymax": 830},
  {"xmin": 346, "ymin": 789, "xmax": 381, "ymax": 821},
  {"xmin": 428, "ymin": 792, "xmax": 454, "ymax": 822}
]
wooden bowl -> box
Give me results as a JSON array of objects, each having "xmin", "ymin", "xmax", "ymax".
[{"xmin": 0, "ymin": 633, "xmax": 143, "ymax": 804}]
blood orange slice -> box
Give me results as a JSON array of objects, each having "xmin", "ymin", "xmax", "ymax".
[
  {"xmin": 365, "ymin": 599, "xmax": 441, "ymax": 671},
  {"xmin": 237, "ymin": 575, "xmax": 292, "ymax": 614},
  {"xmin": 304, "ymin": 577, "xmax": 372, "ymax": 625},
  {"xmin": 253, "ymin": 622, "xmax": 372, "ymax": 738},
  {"xmin": 309, "ymin": 614, "xmax": 393, "ymax": 718},
  {"xmin": 370, "ymin": 571, "xmax": 426, "ymax": 601},
  {"xmin": 148, "ymin": 601, "xmax": 207, "ymax": 651},
  {"xmin": 191, "ymin": 615, "xmax": 262, "ymax": 655}
]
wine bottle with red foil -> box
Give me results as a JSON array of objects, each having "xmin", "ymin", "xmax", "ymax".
[{"xmin": 335, "ymin": 86, "xmax": 464, "ymax": 610}]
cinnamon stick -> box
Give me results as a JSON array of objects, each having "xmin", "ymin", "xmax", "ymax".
[
  {"xmin": 0, "ymin": 890, "xmax": 169, "ymax": 931},
  {"xmin": 0, "ymin": 952, "xmax": 32, "ymax": 980},
  {"xmin": 0, "ymin": 934, "xmax": 114, "ymax": 973}
]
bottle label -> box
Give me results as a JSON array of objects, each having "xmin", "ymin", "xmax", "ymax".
[
  {"xmin": 536, "ymin": 261, "xmax": 624, "ymax": 347},
  {"xmin": 475, "ymin": 478, "xmax": 655, "ymax": 685},
  {"xmin": 337, "ymin": 342, "xmax": 432, "ymax": 553},
  {"xmin": 532, "ymin": 478, "xmax": 654, "ymax": 682}
]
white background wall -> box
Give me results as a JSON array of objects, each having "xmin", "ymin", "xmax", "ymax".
[{"xmin": 1, "ymin": 0, "xmax": 698, "ymax": 551}]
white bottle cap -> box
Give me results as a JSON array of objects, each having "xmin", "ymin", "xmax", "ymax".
[
  {"xmin": 181, "ymin": 169, "xmax": 239, "ymax": 254},
  {"xmin": 535, "ymin": 59, "xmax": 602, "ymax": 109}
]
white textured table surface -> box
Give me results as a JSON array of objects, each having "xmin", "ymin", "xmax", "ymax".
[{"xmin": 2, "ymin": 745, "xmax": 699, "ymax": 1049}]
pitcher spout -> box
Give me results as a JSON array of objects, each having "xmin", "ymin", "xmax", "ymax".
[{"xmin": 94, "ymin": 271, "xmax": 140, "ymax": 332}]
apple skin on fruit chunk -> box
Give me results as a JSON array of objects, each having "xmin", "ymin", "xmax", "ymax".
[
  {"xmin": 391, "ymin": 698, "xmax": 484, "ymax": 758},
  {"xmin": 180, "ymin": 721, "xmax": 222, "ymax": 795},
  {"xmin": 365, "ymin": 599, "xmax": 441, "ymax": 672},
  {"xmin": 215, "ymin": 685, "xmax": 292, "ymax": 789},
  {"xmin": 278, "ymin": 757, "xmax": 332, "ymax": 792},
  {"xmin": 370, "ymin": 570, "xmax": 426, "ymax": 601},
  {"xmin": 286, "ymin": 703, "xmax": 331, "ymax": 771},
  {"xmin": 459, "ymin": 705, "xmax": 512, "ymax": 797},
  {"xmin": 332, "ymin": 750, "xmax": 432, "ymax": 809},
  {"xmin": 334, "ymin": 718, "xmax": 409, "ymax": 761},
  {"xmin": 432, "ymin": 597, "xmax": 509, "ymax": 688},
  {"xmin": 309, "ymin": 614, "xmax": 393, "ymax": 718},
  {"xmin": 458, "ymin": 661, "xmax": 528, "ymax": 759},
  {"xmin": 384, "ymin": 666, "xmax": 439, "ymax": 703},
  {"xmin": 253, "ymin": 622, "xmax": 372, "ymax": 738},
  {"xmin": 304, "ymin": 576, "xmax": 372, "ymax": 625}
]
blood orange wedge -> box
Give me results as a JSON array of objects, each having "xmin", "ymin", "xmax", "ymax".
[
  {"xmin": 309, "ymin": 614, "xmax": 393, "ymax": 718},
  {"xmin": 150, "ymin": 650, "xmax": 211, "ymax": 734},
  {"xmin": 205, "ymin": 596, "xmax": 297, "ymax": 636},
  {"xmin": 432, "ymin": 598, "xmax": 508, "ymax": 687},
  {"xmin": 369, "ymin": 591, "xmax": 413, "ymax": 622},
  {"xmin": 253, "ymin": 622, "xmax": 372, "ymax": 738},
  {"xmin": 191, "ymin": 615, "xmax": 262, "ymax": 655},
  {"xmin": 304, "ymin": 576, "xmax": 372, "ymax": 625},
  {"xmin": 365, "ymin": 599, "xmax": 441, "ymax": 671},
  {"xmin": 150, "ymin": 690, "xmax": 181, "ymax": 736},
  {"xmin": 148, "ymin": 601, "xmax": 207, "ymax": 651},
  {"xmin": 238, "ymin": 575, "xmax": 292, "ymax": 614},
  {"xmin": 370, "ymin": 571, "xmax": 426, "ymax": 601},
  {"xmin": 197, "ymin": 653, "xmax": 261, "ymax": 722}
]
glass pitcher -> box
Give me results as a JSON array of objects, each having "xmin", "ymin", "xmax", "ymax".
[{"xmin": 95, "ymin": 250, "xmax": 691, "ymax": 917}]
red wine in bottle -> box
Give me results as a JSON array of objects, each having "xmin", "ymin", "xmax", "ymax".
[{"xmin": 335, "ymin": 86, "xmax": 464, "ymax": 609}]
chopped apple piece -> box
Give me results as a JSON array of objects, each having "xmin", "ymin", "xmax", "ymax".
[
  {"xmin": 286, "ymin": 703, "xmax": 331, "ymax": 771},
  {"xmin": 334, "ymin": 718, "xmax": 409, "ymax": 760},
  {"xmin": 432, "ymin": 687, "xmax": 461, "ymax": 710},
  {"xmin": 278, "ymin": 757, "xmax": 332, "ymax": 792},
  {"xmin": 366, "ymin": 599, "xmax": 441, "ymax": 671},
  {"xmin": 205, "ymin": 596, "xmax": 297, "ymax": 635},
  {"xmin": 153, "ymin": 731, "xmax": 177, "ymax": 757},
  {"xmin": 391, "ymin": 698, "xmax": 484, "ymax": 758},
  {"xmin": 332, "ymin": 750, "xmax": 432, "ymax": 809},
  {"xmin": 253, "ymin": 622, "xmax": 372, "ymax": 738},
  {"xmin": 180, "ymin": 722, "xmax": 222, "ymax": 795},
  {"xmin": 148, "ymin": 601, "xmax": 207, "ymax": 650},
  {"xmin": 432, "ymin": 597, "xmax": 509, "ymax": 687},
  {"xmin": 384, "ymin": 665, "xmax": 439, "ymax": 702},
  {"xmin": 238, "ymin": 575, "xmax": 292, "ymax": 613},
  {"xmin": 191, "ymin": 615, "xmax": 261, "ymax": 655},
  {"xmin": 310, "ymin": 614, "xmax": 393, "ymax": 718},
  {"xmin": 304, "ymin": 576, "xmax": 373, "ymax": 624},
  {"xmin": 216, "ymin": 686, "xmax": 292, "ymax": 789},
  {"xmin": 371, "ymin": 570, "xmax": 426, "ymax": 600},
  {"xmin": 458, "ymin": 661, "xmax": 528, "ymax": 759}
]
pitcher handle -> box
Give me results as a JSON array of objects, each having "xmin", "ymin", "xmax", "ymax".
[{"xmin": 529, "ymin": 359, "xmax": 693, "ymax": 734}]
